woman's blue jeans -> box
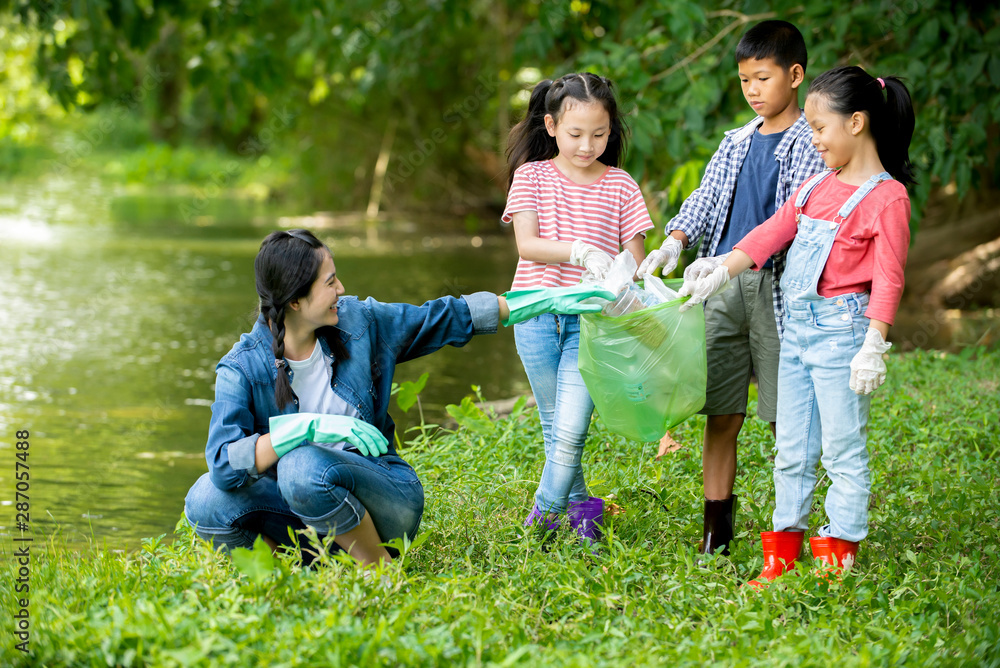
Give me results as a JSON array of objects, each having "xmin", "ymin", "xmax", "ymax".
[
  {"xmin": 514, "ymin": 314, "xmax": 593, "ymax": 514},
  {"xmin": 184, "ymin": 447, "xmax": 424, "ymax": 554}
]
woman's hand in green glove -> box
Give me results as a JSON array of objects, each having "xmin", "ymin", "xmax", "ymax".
[
  {"xmin": 502, "ymin": 285, "xmax": 617, "ymax": 326},
  {"xmin": 268, "ymin": 413, "xmax": 389, "ymax": 458}
]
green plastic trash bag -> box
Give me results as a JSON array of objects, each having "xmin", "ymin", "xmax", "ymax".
[{"xmin": 578, "ymin": 279, "xmax": 707, "ymax": 442}]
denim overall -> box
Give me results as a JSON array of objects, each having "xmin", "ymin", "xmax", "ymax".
[{"xmin": 771, "ymin": 170, "xmax": 893, "ymax": 543}]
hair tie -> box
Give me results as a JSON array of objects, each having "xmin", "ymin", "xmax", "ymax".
[
  {"xmin": 877, "ymin": 77, "xmax": 885, "ymax": 89},
  {"xmin": 274, "ymin": 359, "xmax": 286, "ymax": 369},
  {"xmin": 287, "ymin": 229, "xmax": 314, "ymax": 245}
]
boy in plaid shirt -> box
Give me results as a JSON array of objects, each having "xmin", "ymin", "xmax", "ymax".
[{"xmin": 639, "ymin": 20, "xmax": 825, "ymax": 559}]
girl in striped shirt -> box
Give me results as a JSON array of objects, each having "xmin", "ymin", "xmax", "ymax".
[{"xmin": 502, "ymin": 72, "xmax": 654, "ymax": 546}]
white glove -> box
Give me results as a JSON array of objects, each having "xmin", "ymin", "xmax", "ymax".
[
  {"xmin": 569, "ymin": 240, "xmax": 613, "ymax": 281},
  {"xmin": 682, "ymin": 253, "xmax": 731, "ymax": 282},
  {"xmin": 850, "ymin": 328, "xmax": 892, "ymax": 395},
  {"xmin": 636, "ymin": 236, "xmax": 684, "ymax": 276},
  {"xmin": 678, "ymin": 265, "xmax": 731, "ymax": 312}
]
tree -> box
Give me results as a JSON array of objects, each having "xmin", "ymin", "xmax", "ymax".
[
  {"xmin": 512, "ymin": 0, "xmax": 1000, "ymax": 231},
  {"xmin": 6, "ymin": 0, "xmax": 518, "ymax": 211},
  {"xmin": 5, "ymin": 0, "xmax": 998, "ymax": 224}
]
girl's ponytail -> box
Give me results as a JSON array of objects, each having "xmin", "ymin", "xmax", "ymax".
[
  {"xmin": 879, "ymin": 76, "xmax": 915, "ymax": 187},
  {"xmin": 505, "ymin": 79, "xmax": 558, "ymax": 191},
  {"xmin": 505, "ymin": 73, "xmax": 629, "ymax": 191},
  {"xmin": 808, "ymin": 65, "xmax": 915, "ymax": 187}
]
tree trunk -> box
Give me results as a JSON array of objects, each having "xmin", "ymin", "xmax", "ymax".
[
  {"xmin": 894, "ymin": 181, "xmax": 1000, "ymax": 350},
  {"xmin": 365, "ymin": 117, "xmax": 398, "ymax": 243},
  {"xmin": 148, "ymin": 21, "xmax": 184, "ymax": 145}
]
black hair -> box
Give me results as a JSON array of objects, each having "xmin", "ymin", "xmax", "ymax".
[
  {"xmin": 807, "ymin": 65, "xmax": 916, "ymax": 187},
  {"xmin": 735, "ymin": 20, "xmax": 808, "ymax": 71},
  {"xmin": 254, "ymin": 229, "xmax": 348, "ymax": 409},
  {"xmin": 505, "ymin": 72, "xmax": 628, "ymax": 191}
]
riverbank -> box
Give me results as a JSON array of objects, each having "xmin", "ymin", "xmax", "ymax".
[{"xmin": 2, "ymin": 347, "xmax": 997, "ymax": 666}]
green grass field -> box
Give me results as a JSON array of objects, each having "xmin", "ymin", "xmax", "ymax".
[{"xmin": 3, "ymin": 348, "xmax": 998, "ymax": 666}]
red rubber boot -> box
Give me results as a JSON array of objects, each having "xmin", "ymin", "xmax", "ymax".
[
  {"xmin": 746, "ymin": 531, "xmax": 805, "ymax": 589},
  {"xmin": 810, "ymin": 536, "xmax": 859, "ymax": 577}
]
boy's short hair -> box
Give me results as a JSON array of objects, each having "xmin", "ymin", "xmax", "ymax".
[{"xmin": 735, "ymin": 20, "xmax": 807, "ymax": 71}]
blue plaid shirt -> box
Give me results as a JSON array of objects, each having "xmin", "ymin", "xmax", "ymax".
[{"xmin": 669, "ymin": 112, "xmax": 825, "ymax": 337}]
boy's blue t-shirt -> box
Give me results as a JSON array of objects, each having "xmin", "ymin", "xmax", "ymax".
[{"xmin": 717, "ymin": 128, "xmax": 788, "ymax": 268}]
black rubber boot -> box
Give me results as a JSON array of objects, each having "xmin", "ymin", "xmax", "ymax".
[{"xmin": 699, "ymin": 494, "xmax": 738, "ymax": 557}]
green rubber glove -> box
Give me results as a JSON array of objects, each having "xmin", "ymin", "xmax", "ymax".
[
  {"xmin": 268, "ymin": 413, "xmax": 389, "ymax": 458},
  {"xmin": 503, "ymin": 285, "xmax": 617, "ymax": 326}
]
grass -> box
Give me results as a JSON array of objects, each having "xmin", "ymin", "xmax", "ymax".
[{"xmin": 2, "ymin": 347, "xmax": 998, "ymax": 666}]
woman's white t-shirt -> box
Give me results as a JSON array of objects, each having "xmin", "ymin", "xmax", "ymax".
[{"xmin": 287, "ymin": 340, "xmax": 360, "ymax": 450}]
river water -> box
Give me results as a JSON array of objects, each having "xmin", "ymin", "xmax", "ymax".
[{"xmin": 0, "ymin": 178, "xmax": 527, "ymax": 549}]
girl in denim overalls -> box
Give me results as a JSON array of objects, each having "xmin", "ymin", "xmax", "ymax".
[{"xmin": 679, "ymin": 66, "xmax": 915, "ymax": 585}]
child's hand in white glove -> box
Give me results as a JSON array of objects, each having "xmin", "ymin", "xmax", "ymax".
[
  {"xmin": 678, "ymin": 265, "xmax": 731, "ymax": 312},
  {"xmin": 637, "ymin": 236, "xmax": 684, "ymax": 276},
  {"xmin": 850, "ymin": 328, "xmax": 892, "ymax": 395},
  {"xmin": 682, "ymin": 253, "xmax": 731, "ymax": 282},
  {"xmin": 569, "ymin": 240, "xmax": 613, "ymax": 281}
]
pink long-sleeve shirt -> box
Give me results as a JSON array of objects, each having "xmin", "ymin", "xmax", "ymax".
[{"xmin": 735, "ymin": 174, "xmax": 911, "ymax": 324}]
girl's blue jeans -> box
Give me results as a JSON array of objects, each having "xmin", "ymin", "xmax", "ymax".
[
  {"xmin": 772, "ymin": 293, "xmax": 873, "ymax": 543},
  {"xmin": 514, "ymin": 314, "xmax": 593, "ymax": 514},
  {"xmin": 184, "ymin": 448, "xmax": 424, "ymax": 553}
]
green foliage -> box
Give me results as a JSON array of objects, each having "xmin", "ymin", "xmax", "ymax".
[
  {"xmin": 382, "ymin": 531, "xmax": 431, "ymax": 570},
  {"xmin": 229, "ymin": 535, "xmax": 277, "ymax": 586},
  {"xmin": 0, "ymin": 13, "xmax": 65, "ymax": 142},
  {"xmin": 5, "ymin": 1, "xmax": 994, "ymax": 218},
  {"xmin": 392, "ymin": 372, "xmax": 438, "ymax": 450},
  {"xmin": 4, "ymin": 0, "xmax": 516, "ymax": 208},
  {"xmin": 542, "ymin": 1, "xmax": 1000, "ymax": 230},
  {"xmin": 445, "ymin": 395, "xmax": 494, "ymax": 433},
  {"xmin": 0, "ymin": 135, "xmax": 53, "ymax": 177},
  {"xmin": 395, "ymin": 372, "xmax": 429, "ymax": 414},
  {"xmin": 2, "ymin": 349, "xmax": 998, "ymax": 666}
]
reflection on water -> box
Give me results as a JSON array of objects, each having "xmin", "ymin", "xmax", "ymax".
[{"xmin": 0, "ymin": 179, "xmax": 526, "ymax": 549}]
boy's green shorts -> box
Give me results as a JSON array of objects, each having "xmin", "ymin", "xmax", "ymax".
[{"xmin": 700, "ymin": 268, "xmax": 780, "ymax": 423}]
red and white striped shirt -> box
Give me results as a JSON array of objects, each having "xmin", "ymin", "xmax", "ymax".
[{"xmin": 502, "ymin": 160, "xmax": 654, "ymax": 289}]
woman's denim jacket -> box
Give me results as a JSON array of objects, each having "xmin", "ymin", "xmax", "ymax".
[{"xmin": 206, "ymin": 292, "xmax": 499, "ymax": 490}]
